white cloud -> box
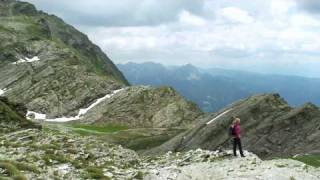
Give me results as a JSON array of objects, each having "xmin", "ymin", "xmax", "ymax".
[
  {"xmin": 291, "ymin": 14, "xmax": 320, "ymax": 27},
  {"xmin": 26, "ymin": 0, "xmax": 205, "ymax": 26},
  {"xmin": 270, "ymin": 0, "xmax": 296, "ymax": 16},
  {"xmin": 24, "ymin": 0, "xmax": 320, "ymax": 77},
  {"xmin": 179, "ymin": 10, "xmax": 207, "ymax": 26},
  {"xmin": 221, "ymin": 7, "xmax": 254, "ymax": 24}
]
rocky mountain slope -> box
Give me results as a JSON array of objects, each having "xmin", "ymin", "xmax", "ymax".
[
  {"xmin": 0, "ymin": 0, "xmax": 128, "ymax": 118},
  {"xmin": 148, "ymin": 93, "xmax": 320, "ymax": 158},
  {"xmin": 80, "ymin": 86, "xmax": 203, "ymax": 128}
]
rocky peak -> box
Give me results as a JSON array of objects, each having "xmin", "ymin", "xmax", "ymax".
[
  {"xmin": 300, "ymin": 102, "xmax": 319, "ymax": 111},
  {"xmin": 0, "ymin": 0, "xmax": 38, "ymax": 16}
]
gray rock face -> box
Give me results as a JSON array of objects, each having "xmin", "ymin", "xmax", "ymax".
[
  {"xmin": 81, "ymin": 86, "xmax": 204, "ymax": 128},
  {"xmin": 0, "ymin": 0, "xmax": 128, "ymax": 117},
  {"xmin": 148, "ymin": 93, "xmax": 320, "ymax": 158}
]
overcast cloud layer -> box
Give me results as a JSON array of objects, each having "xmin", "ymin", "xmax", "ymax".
[{"xmin": 26, "ymin": 0, "xmax": 320, "ymax": 78}]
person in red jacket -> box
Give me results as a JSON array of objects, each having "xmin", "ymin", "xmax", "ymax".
[{"xmin": 232, "ymin": 118, "xmax": 245, "ymax": 157}]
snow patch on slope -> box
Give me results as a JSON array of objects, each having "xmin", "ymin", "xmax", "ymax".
[
  {"xmin": 12, "ymin": 56, "xmax": 40, "ymax": 64},
  {"xmin": 206, "ymin": 108, "xmax": 233, "ymax": 125},
  {"xmin": 26, "ymin": 88, "xmax": 125, "ymax": 122},
  {"xmin": 0, "ymin": 89, "xmax": 6, "ymax": 96}
]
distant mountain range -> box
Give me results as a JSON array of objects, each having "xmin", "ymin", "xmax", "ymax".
[{"xmin": 117, "ymin": 62, "xmax": 320, "ymax": 112}]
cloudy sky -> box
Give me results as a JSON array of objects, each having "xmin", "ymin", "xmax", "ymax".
[{"xmin": 26, "ymin": 0, "xmax": 320, "ymax": 78}]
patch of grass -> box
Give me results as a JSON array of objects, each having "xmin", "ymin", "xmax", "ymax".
[
  {"xmin": 292, "ymin": 155, "xmax": 320, "ymax": 167},
  {"xmin": 134, "ymin": 171, "xmax": 144, "ymax": 180},
  {"xmin": 12, "ymin": 175, "xmax": 28, "ymax": 180},
  {"xmin": 43, "ymin": 151, "xmax": 69, "ymax": 165},
  {"xmin": 275, "ymin": 163, "xmax": 287, "ymax": 168},
  {"xmin": 1, "ymin": 160, "xmax": 39, "ymax": 174},
  {"xmin": 70, "ymin": 124, "xmax": 128, "ymax": 135},
  {"xmin": 0, "ymin": 161, "xmax": 27, "ymax": 179},
  {"xmin": 290, "ymin": 176, "xmax": 296, "ymax": 180},
  {"xmin": 72, "ymin": 129, "xmax": 98, "ymax": 136},
  {"xmin": 71, "ymin": 160, "xmax": 84, "ymax": 169},
  {"xmin": 31, "ymin": 143, "xmax": 61, "ymax": 151},
  {"xmin": 85, "ymin": 167, "xmax": 110, "ymax": 180},
  {"xmin": 125, "ymin": 134, "xmax": 174, "ymax": 151},
  {"xmin": 0, "ymin": 162, "xmax": 20, "ymax": 176}
]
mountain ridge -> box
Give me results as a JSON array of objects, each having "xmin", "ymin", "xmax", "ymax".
[
  {"xmin": 146, "ymin": 93, "xmax": 320, "ymax": 158},
  {"xmin": 118, "ymin": 62, "xmax": 320, "ymax": 112}
]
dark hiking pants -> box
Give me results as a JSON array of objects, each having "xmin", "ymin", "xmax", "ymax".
[{"xmin": 233, "ymin": 137, "xmax": 244, "ymax": 156}]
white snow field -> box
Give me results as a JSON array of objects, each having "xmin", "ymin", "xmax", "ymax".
[
  {"xmin": 12, "ymin": 56, "xmax": 40, "ymax": 64},
  {"xmin": 26, "ymin": 88, "xmax": 125, "ymax": 122}
]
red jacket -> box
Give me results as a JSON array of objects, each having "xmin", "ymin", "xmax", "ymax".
[{"xmin": 234, "ymin": 122, "xmax": 241, "ymax": 138}]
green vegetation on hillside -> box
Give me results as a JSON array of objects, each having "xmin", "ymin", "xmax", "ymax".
[
  {"xmin": 69, "ymin": 124, "xmax": 129, "ymax": 136},
  {"xmin": 293, "ymin": 155, "xmax": 320, "ymax": 167},
  {"xmin": 50, "ymin": 123, "xmax": 184, "ymax": 151}
]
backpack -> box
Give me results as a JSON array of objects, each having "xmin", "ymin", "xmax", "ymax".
[{"xmin": 229, "ymin": 126, "xmax": 236, "ymax": 136}]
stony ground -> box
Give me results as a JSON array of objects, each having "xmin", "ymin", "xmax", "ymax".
[
  {"xmin": 0, "ymin": 127, "xmax": 319, "ymax": 179},
  {"xmin": 0, "ymin": 128, "xmax": 139, "ymax": 179},
  {"xmin": 143, "ymin": 150, "xmax": 320, "ymax": 180}
]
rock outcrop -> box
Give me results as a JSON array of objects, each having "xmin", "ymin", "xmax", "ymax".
[
  {"xmin": 81, "ymin": 86, "xmax": 204, "ymax": 128},
  {"xmin": 0, "ymin": 96, "xmax": 39, "ymax": 132},
  {"xmin": 147, "ymin": 93, "xmax": 320, "ymax": 158},
  {"xmin": 0, "ymin": 0, "xmax": 128, "ymax": 118}
]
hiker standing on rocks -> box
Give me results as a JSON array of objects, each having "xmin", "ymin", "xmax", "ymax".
[{"xmin": 232, "ymin": 118, "xmax": 245, "ymax": 157}]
